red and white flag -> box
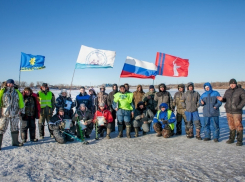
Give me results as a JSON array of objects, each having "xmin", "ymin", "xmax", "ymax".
[{"xmin": 155, "ymin": 52, "xmax": 189, "ymax": 77}]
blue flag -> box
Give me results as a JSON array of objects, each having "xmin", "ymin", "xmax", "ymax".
[{"xmin": 20, "ymin": 52, "xmax": 46, "ymax": 71}]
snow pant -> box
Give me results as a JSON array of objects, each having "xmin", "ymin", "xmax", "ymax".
[
  {"xmin": 203, "ymin": 116, "xmax": 220, "ymax": 139},
  {"xmin": 117, "ymin": 109, "xmax": 131, "ymax": 126},
  {"xmin": 185, "ymin": 111, "xmax": 201, "ymax": 130},
  {"xmin": 111, "ymin": 110, "xmax": 116, "ymax": 132},
  {"xmin": 38, "ymin": 106, "xmax": 53, "ymax": 137},
  {"xmin": 226, "ymin": 113, "xmax": 243, "ymax": 131},
  {"xmin": 176, "ymin": 110, "xmax": 187, "ymax": 134},
  {"xmin": 98, "ymin": 123, "xmax": 111, "ymax": 134},
  {"xmin": 0, "ymin": 115, "xmax": 20, "ymax": 134},
  {"xmin": 76, "ymin": 122, "xmax": 93, "ymax": 138},
  {"xmin": 133, "ymin": 119, "xmax": 151, "ymax": 132},
  {"xmin": 21, "ymin": 117, "xmax": 36, "ymax": 140},
  {"xmin": 53, "ymin": 126, "xmax": 76, "ymax": 144}
]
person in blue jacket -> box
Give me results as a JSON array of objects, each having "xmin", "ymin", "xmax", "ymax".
[
  {"xmin": 76, "ymin": 86, "xmax": 91, "ymax": 110},
  {"xmin": 153, "ymin": 103, "xmax": 176, "ymax": 138},
  {"xmin": 200, "ymin": 82, "xmax": 222, "ymax": 142}
]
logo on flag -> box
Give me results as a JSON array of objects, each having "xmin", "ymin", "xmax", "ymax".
[
  {"xmin": 20, "ymin": 52, "xmax": 46, "ymax": 71},
  {"xmin": 155, "ymin": 52, "xmax": 189, "ymax": 77},
  {"xmin": 75, "ymin": 45, "xmax": 116, "ymax": 69},
  {"xmin": 120, "ymin": 56, "xmax": 157, "ymax": 79}
]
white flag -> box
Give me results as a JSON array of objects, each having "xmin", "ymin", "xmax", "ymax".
[{"xmin": 75, "ymin": 45, "xmax": 116, "ymax": 69}]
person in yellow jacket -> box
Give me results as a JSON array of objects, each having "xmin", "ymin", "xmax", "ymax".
[
  {"xmin": 113, "ymin": 85, "xmax": 134, "ymax": 138},
  {"xmin": 0, "ymin": 79, "xmax": 24, "ymax": 150},
  {"xmin": 37, "ymin": 83, "xmax": 55, "ymax": 139},
  {"xmin": 153, "ymin": 103, "xmax": 176, "ymax": 138}
]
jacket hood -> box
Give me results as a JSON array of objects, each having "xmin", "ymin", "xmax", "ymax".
[
  {"xmin": 137, "ymin": 101, "xmax": 145, "ymax": 109},
  {"xmin": 203, "ymin": 82, "xmax": 213, "ymax": 92},
  {"xmin": 158, "ymin": 83, "xmax": 166, "ymax": 92},
  {"xmin": 136, "ymin": 85, "xmax": 144, "ymax": 93},
  {"xmin": 159, "ymin": 103, "xmax": 168, "ymax": 110},
  {"xmin": 22, "ymin": 87, "xmax": 34, "ymax": 96},
  {"xmin": 112, "ymin": 84, "xmax": 118, "ymax": 92},
  {"xmin": 59, "ymin": 89, "xmax": 68, "ymax": 96},
  {"xmin": 187, "ymin": 82, "xmax": 194, "ymax": 90},
  {"xmin": 89, "ymin": 88, "xmax": 97, "ymax": 96},
  {"xmin": 178, "ymin": 84, "xmax": 185, "ymax": 92}
]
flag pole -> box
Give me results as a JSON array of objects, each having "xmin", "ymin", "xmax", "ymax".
[
  {"xmin": 118, "ymin": 77, "xmax": 121, "ymax": 86},
  {"xmin": 69, "ymin": 68, "xmax": 76, "ymax": 96},
  {"xmin": 19, "ymin": 70, "xmax": 21, "ymax": 90}
]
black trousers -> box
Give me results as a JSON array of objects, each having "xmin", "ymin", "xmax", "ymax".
[{"xmin": 21, "ymin": 116, "xmax": 36, "ymax": 140}]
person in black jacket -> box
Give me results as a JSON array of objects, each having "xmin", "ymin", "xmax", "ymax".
[
  {"xmin": 107, "ymin": 84, "xmax": 118, "ymax": 132},
  {"xmin": 49, "ymin": 107, "xmax": 75, "ymax": 144},
  {"xmin": 217, "ymin": 79, "xmax": 245, "ymax": 146}
]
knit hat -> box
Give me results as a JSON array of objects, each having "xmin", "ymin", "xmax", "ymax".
[
  {"xmin": 99, "ymin": 102, "xmax": 105, "ymax": 107},
  {"xmin": 80, "ymin": 103, "xmax": 86, "ymax": 108},
  {"xmin": 229, "ymin": 78, "xmax": 237, "ymax": 84},
  {"xmin": 60, "ymin": 89, "xmax": 67, "ymax": 94},
  {"xmin": 42, "ymin": 83, "xmax": 48, "ymax": 87},
  {"xmin": 149, "ymin": 85, "xmax": 154, "ymax": 89},
  {"xmin": 120, "ymin": 85, "xmax": 125, "ymax": 88},
  {"xmin": 80, "ymin": 86, "xmax": 85, "ymax": 89},
  {"xmin": 6, "ymin": 79, "xmax": 14, "ymax": 84},
  {"xmin": 59, "ymin": 107, "xmax": 64, "ymax": 112}
]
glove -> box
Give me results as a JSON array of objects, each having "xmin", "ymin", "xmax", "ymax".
[{"xmin": 162, "ymin": 120, "xmax": 168, "ymax": 124}]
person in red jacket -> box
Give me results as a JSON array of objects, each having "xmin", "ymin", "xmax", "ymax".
[
  {"xmin": 21, "ymin": 87, "xmax": 40, "ymax": 142},
  {"xmin": 93, "ymin": 103, "xmax": 113, "ymax": 139}
]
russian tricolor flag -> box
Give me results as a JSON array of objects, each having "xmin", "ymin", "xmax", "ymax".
[{"xmin": 120, "ymin": 57, "xmax": 157, "ymax": 79}]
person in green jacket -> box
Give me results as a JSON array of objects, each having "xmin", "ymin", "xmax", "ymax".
[
  {"xmin": 37, "ymin": 83, "xmax": 55, "ymax": 139},
  {"xmin": 0, "ymin": 79, "xmax": 24, "ymax": 150},
  {"xmin": 113, "ymin": 85, "xmax": 134, "ymax": 138}
]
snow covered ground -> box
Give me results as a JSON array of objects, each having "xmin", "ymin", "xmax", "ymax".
[{"xmin": 0, "ymin": 88, "xmax": 244, "ymax": 181}]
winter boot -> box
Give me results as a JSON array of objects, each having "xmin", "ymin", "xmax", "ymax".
[
  {"xmin": 236, "ymin": 131, "xmax": 243, "ymax": 146},
  {"xmin": 213, "ymin": 139, "xmax": 219, "ymax": 142},
  {"xmin": 226, "ymin": 130, "xmax": 236, "ymax": 144},
  {"xmin": 195, "ymin": 129, "xmax": 202, "ymax": 140},
  {"xmin": 187, "ymin": 128, "xmax": 194, "ymax": 138},
  {"xmin": 11, "ymin": 131, "xmax": 23, "ymax": 147},
  {"xmin": 134, "ymin": 127, "xmax": 139, "ymax": 137},
  {"xmin": 118, "ymin": 125, "xmax": 123, "ymax": 138},
  {"xmin": 30, "ymin": 129, "xmax": 38, "ymax": 142},
  {"xmin": 21, "ymin": 131, "xmax": 27, "ymax": 143},
  {"xmin": 143, "ymin": 131, "xmax": 147, "ymax": 135},
  {"xmin": 106, "ymin": 128, "xmax": 111, "ymax": 139},
  {"xmin": 38, "ymin": 123, "xmax": 44, "ymax": 138},
  {"xmin": 0, "ymin": 134, "xmax": 3, "ymax": 150},
  {"xmin": 126, "ymin": 125, "xmax": 131, "ymax": 138},
  {"xmin": 204, "ymin": 138, "xmax": 211, "ymax": 141},
  {"xmin": 185, "ymin": 128, "xmax": 189, "ymax": 137},
  {"xmin": 153, "ymin": 123, "xmax": 162, "ymax": 137}
]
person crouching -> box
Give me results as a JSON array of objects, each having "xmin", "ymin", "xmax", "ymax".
[
  {"xmin": 73, "ymin": 103, "xmax": 93, "ymax": 139},
  {"xmin": 153, "ymin": 103, "xmax": 176, "ymax": 138},
  {"xmin": 49, "ymin": 107, "xmax": 75, "ymax": 144},
  {"xmin": 93, "ymin": 103, "xmax": 113, "ymax": 139},
  {"xmin": 133, "ymin": 101, "xmax": 154, "ymax": 137}
]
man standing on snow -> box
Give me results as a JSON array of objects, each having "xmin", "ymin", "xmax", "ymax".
[
  {"xmin": 200, "ymin": 83, "xmax": 222, "ymax": 142},
  {"xmin": 37, "ymin": 83, "xmax": 56, "ymax": 139},
  {"xmin": 217, "ymin": 79, "xmax": 245, "ymax": 146},
  {"xmin": 133, "ymin": 85, "xmax": 145, "ymax": 108},
  {"xmin": 97, "ymin": 85, "xmax": 108, "ymax": 107},
  {"xmin": 21, "ymin": 87, "xmax": 40, "ymax": 142},
  {"xmin": 173, "ymin": 84, "xmax": 188, "ymax": 135},
  {"xmin": 107, "ymin": 84, "xmax": 118, "ymax": 132},
  {"xmin": 0, "ymin": 79, "xmax": 24, "ymax": 150},
  {"xmin": 154, "ymin": 83, "xmax": 173, "ymax": 111},
  {"xmin": 142, "ymin": 85, "xmax": 157, "ymax": 115},
  {"xmin": 180, "ymin": 82, "xmax": 202, "ymax": 140},
  {"xmin": 113, "ymin": 85, "xmax": 134, "ymax": 138},
  {"xmin": 76, "ymin": 86, "xmax": 91, "ymax": 110}
]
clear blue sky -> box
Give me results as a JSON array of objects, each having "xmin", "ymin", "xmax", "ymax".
[{"xmin": 0, "ymin": 0, "xmax": 244, "ymax": 86}]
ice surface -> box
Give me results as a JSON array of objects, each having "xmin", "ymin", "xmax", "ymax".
[{"xmin": 0, "ymin": 88, "xmax": 244, "ymax": 181}]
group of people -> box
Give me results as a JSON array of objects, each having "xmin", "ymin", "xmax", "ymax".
[{"xmin": 0, "ymin": 78, "xmax": 244, "ymax": 150}]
